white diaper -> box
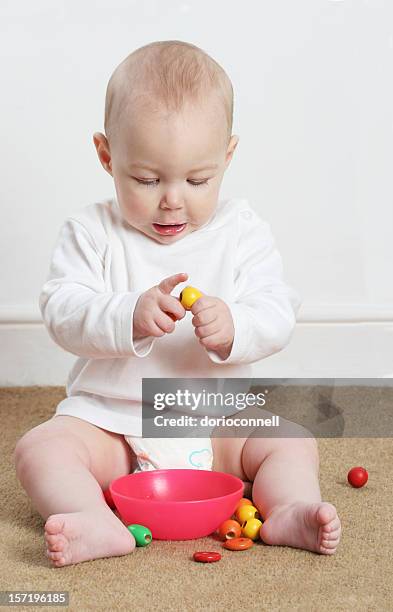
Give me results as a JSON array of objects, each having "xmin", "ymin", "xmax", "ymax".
[{"xmin": 124, "ymin": 435, "xmax": 214, "ymax": 472}]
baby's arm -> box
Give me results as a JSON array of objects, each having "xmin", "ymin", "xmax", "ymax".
[
  {"xmin": 206, "ymin": 207, "xmax": 301, "ymax": 365},
  {"xmin": 39, "ymin": 219, "xmax": 154, "ymax": 359}
]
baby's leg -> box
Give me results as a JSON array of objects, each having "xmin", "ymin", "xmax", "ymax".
[
  {"xmin": 212, "ymin": 408, "xmax": 341, "ymax": 555},
  {"xmin": 13, "ymin": 415, "xmax": 136, "ymax": 567},
  {"xmin": 241, "ymin": 416, "xmax": 341, "ymax": 554}
]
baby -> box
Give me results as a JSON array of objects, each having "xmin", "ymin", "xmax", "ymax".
[{"xmin": 13, "ymin": 40, "xmax": 341, "ymax": 567}]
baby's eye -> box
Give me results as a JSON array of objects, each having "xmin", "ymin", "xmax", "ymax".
[
  {"xmin": 135, "ymin": 179, "xmax": 157, "ymax": 188},
  {"xmin": 134, "ymin": 178, "xmax": 209, "ymax": 188},
  {"xmin": 188, "ymin": 180, "xmax": 209, "ymax": 187}
]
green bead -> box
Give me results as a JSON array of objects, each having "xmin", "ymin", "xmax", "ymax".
[{"xmin": 127, "ymin": 524, "xmax": 152, "ymax": 547}]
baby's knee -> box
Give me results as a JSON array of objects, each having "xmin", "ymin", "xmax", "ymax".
[
  {"xmin": 13, "ymin": 425, "xmax": 43, "ymax": 469},
  {"xmin": 13, "ymin": 419, "xmax": 87, "ymax": 474},
  {"xmin": 282, "ymin": 432, "xmax": 319, "ymax": 464},
  {"xmin": 298, "ymin": 424, "xmax": 318, "ymax": 456},
  {"xmin": 279, "ymin": 418, "xmax": 318, "ymax": 449}
]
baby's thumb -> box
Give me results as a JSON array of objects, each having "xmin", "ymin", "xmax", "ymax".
[{"xmin": 158, "ymin": 272, "xmax": 188, "ymax": 295}]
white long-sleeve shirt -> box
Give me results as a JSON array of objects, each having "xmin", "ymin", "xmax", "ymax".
[{"xmin": 39, "ymin": 196, "xmax": 301, "ymax": 435}]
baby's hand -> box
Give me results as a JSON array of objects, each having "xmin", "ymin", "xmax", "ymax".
[
  {"xmin": 191, "ymin": 296, "xmax": 235, "ymax": 360},
  {"xmin": 133, "ymin": 273, "xmax": 188, "ymax": 340}
]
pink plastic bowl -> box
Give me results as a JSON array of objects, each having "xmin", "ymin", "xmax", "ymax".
[{"xmin": 109, "ymin": 469, "xmax": 244, "ymax": 540}]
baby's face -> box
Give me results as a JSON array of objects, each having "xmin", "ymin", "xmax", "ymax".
[{"xmin": 94, "ymin": 101, "xmax": 238, "ymax": 245}]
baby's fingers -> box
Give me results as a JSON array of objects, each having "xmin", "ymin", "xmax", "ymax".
[
  {"xmin": 160, "ymin": 294, "xmax": 186, "ymax": 322},
  {"xmin": 155, "ymin": 311, "xmax": 177, "ymax": 334},
  {"xmin": 158, "ymin": 272, "xmax": 188, "ymax": 295}
]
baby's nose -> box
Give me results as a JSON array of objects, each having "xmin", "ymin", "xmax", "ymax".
[{"xmin": 160, "ymin": 198, "xmax": 183, "ymax": 209}]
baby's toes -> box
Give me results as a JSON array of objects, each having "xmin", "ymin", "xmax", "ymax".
[
  {"xmin": 320, "ymin": 526, "xmax": 341, "ymax": 553},
  {"xmin": 46, "ymin": 549, "xmax": 64, "ymax": 561},
  {"xmin": 322, "ymin": 520, "xmax": 340, "ymax": 534},
  {"xmin": 321, "ymin": 529, "xmax": 340, "ymax": 546},
  {"xmin": 52, "ymin": 556, "xmax": 67, "ymax": 567},
  {"xmin": 317, "ymin": 503, "xmax": 337, "ymax": 526},
  {"xmin": 324, "ymin": 516, "xmax": 341, "ymax": 534},
  {"xmin": 45, "ymin": 533, "xmax": 66, "ymax": 552},
  {"xmin": 45, "ymin": 516, "xmax": 65, "ymax": 535},
  {"xmin": 320, "ymin": 536, "xmax": 338, "ymax": 549},
  {"xmin": 320, "ymin": 544, "xmax": 337, "ymax": 555}
]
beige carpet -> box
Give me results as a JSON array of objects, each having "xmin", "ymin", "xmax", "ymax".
[{"xmin": 1, "ymin": 387, "xmax": 392, "ymax": 611}]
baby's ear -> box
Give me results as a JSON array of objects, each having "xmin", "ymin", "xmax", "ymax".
[
  {"xmin": 225, "ymin": 135, "xmax": 240, "ymax": 166},
  {"xmin": 93, "ymin": 132, "xmax": 112, "ymax": 174}
]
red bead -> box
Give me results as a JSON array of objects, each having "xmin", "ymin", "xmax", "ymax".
[
  {"xmin": 223, "ymin": 537, "xmax": 253, "ymax": 551},
  {"xmin": 193, "ymin": 551, "xmax": 222, "ymax": 563},
  {"xmin": 347, "ymin": 466, "xmax": 368, "ymax": 488},
  {"xmin": 218, "ymin": 519, "xmax": 242, "ymax": 541}
]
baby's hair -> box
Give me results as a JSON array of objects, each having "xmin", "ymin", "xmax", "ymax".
[{"xmin": 104, "ymin": 40, "xmax": 234, "ymax": 146}]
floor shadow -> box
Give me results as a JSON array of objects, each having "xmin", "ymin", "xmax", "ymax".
[
  {"xmin": 8, "ymin": 543, "xmax": 52, "ymax": 569},
  {"xmin": 1, "ymin": 497, "xmax": 44, "ymax": 534}
]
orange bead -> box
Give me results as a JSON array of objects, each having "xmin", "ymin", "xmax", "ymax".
[
  {"xmin": 235, "ymin": 504, "xmax": 259, "ymax": 524},
  {"xmin": 218, "ymin": 519, "xmax": 242, "ymax": 541},
  {"xmin": 224, "ymin": 537, "xmax": 254, "ymax": 551},
  {"xmin": 234, "ymin": 498, "xmax": 253, "ymax": 512}
]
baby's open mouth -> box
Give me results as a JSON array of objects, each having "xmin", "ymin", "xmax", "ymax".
[{"xmin": 152, "ymin": 222, "xmax": 187, "ymax": 235}]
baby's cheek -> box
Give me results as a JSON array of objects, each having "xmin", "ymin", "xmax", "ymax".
[
  {"xmin": 131, "ymin": 200, "xmax": 149, "ymax": 222},
  {"xmin": 123, "ymin": 194, "xmax": 153, "ymax": 224}
]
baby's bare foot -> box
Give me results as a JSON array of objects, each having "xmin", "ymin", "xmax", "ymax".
[
  {"xmin": 260, "ymin": 501, "xmax": 341, "ymax": 555},
  {"xmin": 44, "ymin": 505, "xmax": 135, "ymax": 567}
]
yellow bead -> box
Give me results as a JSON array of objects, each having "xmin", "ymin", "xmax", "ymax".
[
  {"xmin": 242, "ymin": 518, "xmax": 262, "ymax": 541},
  {"xmin": 235, "ymin": 504, "xmax": 259, "ymax": 524},
  {"xmin": 179, "ymin": 286, "xmax": 203, "ymax": 310}
]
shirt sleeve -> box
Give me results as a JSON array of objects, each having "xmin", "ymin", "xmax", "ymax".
[
  {"xmin": 39, "ymin": 218, "xmax": 156, "ymax": 359},
  {"xmin": 206, "ymin": 207, "xmax": 301, "ymax": 365}
]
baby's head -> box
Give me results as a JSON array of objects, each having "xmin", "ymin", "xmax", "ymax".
[{"xmin": 93, "ymin": 40, "xmax": 239, "ymax": 244}]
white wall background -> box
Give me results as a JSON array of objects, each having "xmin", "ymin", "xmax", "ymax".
[{"xmin": 1, "ymin": 0, "xmax": 392, "ymax": 385}]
